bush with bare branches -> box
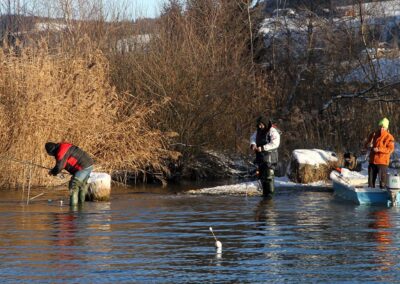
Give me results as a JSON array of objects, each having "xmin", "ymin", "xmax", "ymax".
[{"xmin": 109, "ymin": 0, "xmax": 272, "ymax": 172}]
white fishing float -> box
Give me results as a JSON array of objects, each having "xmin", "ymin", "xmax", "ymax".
[{"xmin": 209, "ymin": 226, "xmax": 222, "ymax": 252}]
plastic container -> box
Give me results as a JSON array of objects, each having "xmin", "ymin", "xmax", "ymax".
[{"xmin": 387, "ymin": 173, "xmax": 400, "ymax": 189}]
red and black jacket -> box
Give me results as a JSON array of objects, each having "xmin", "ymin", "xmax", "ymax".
[{"xmin": 50, "ymin": 143, "xmax": 93, "ymax": 175}]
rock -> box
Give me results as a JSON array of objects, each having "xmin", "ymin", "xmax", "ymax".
[
  {"xmin": 87, "ymin": 172, "xmax": 111, "ymax": 201},
  {"xmin": 287, "ymin": 149, "xmax": 338, "ymax": 184},
  {"xmin": 181, "ymin": 150, "xmax": 252, "ymax": 180}
]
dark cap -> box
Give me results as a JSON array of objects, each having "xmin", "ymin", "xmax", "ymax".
[
  {"xmin": 256, "ymin": 116, "xmax": 267, "ymax": 126},
  {"xmin": 256, "ymin": 116, "xmax": 272, "ymax": 129},
  {"xmin": 45, "ymin": 142, "xmax": 58, "ymax": 156}
]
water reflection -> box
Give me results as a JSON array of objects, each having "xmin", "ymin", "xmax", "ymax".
[
  {"xmin": 52, "ymin": 211, "xmax": 78, "ymax": 260},
  {"xmin": 368, "ymin": 209, "xmax": 392, "ymax": 249},
  {"xmin": 254, "ymin": 196, "xmax": 274, "ymax": 223},
  {"xmin": 1, "ymin": 187, "xmax": 400, "ymax": 282},
  {"xmin": 367, "ymin": 209, "xmax": 395, "ymax": 273},
  {"xmin": 210, "ymin": 250, "xmax": 223, "ymax": 267}
]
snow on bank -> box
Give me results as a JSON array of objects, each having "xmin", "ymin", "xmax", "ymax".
[
  {"xmin": 185, "ymin": 176, "xmax": 330, "ymax": 196},
  {"xmin": 185, "ymin": 145, "xmax": 400, "ymax": 196},
  {"xmin": 186, "ymin": 149, "xmax": 337, "ymax": 196}
]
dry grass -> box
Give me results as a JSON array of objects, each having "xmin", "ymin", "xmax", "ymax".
[
  {"xmin": 0, "ymin": 41, "xmax": 178, "ymax": 188},
  {"xmin": 288, "ymin": 159, "xmax": 339, "ymax": 184}
]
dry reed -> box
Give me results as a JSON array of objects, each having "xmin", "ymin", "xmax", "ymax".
[{"xmin": 0, "ymin": 40, "xmax": 178, "ymax": 188}]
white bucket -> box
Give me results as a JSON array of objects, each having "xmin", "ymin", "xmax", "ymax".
[{"xmin": 387, "ymin": 174, "xmax": 400, "ymax": 189}]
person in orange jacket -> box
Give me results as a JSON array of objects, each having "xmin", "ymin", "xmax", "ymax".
[{"xmin": 364, "ymin": 118, "xmax": 395, "ymax": 188}]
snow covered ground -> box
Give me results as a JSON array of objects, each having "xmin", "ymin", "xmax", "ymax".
[
  {"xmin": 338, "ymin": 1, "xmax": 400, "ymax": 18},
  {"xmin": 343, "ymin": 58, "xmax": 400, "ymax": 83},
  {"xmin": 185, "ymin": 176, "xmax": 331, "ymax": 196},
  {"xmin": 186, "ymin": 148, "xmax": 338, "ymax": 196},
  {"xmin": 186, "ymin": 144, "xmax": 400, "ymax": 196},
  {"xmin": 258, "ymin": 4, "xmax": 400, "ymax": 74}
]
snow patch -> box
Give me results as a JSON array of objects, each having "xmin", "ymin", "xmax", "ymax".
[
  {"xmin": 292, "ymin": 149, "xmax": 338, "ymax": 166},
  {"xmin": 343, "ymin": 58, "xmax": 400, "ymax": 83},
  {"xmin": 185, "ymin": 176, "xmax": 330, "ymax": 196}
]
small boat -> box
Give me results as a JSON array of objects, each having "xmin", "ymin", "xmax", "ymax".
[{"xmin": 330, "ymin": 169, "xmax": 400, "ymax": 206}]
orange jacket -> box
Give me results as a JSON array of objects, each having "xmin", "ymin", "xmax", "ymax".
[{"xmin": 365, "ymin": 129, "xmax": 395, "ymax": 165}]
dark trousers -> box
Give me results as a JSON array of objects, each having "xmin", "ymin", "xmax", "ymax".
[{"xmin": 368, "ymin": 164, "xmax": 388, "ymax": 188}]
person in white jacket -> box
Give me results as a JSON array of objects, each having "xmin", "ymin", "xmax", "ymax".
[{"xmin": 250, "ymin": 116, "xmax": 281, "ymax": 196}]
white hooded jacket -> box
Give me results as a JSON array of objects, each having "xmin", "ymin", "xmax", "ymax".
[{"xmin": 250, "ymin": 126, "xmax": 280, "ymax": 152}]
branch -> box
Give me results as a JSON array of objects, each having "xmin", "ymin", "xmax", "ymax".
[{"xmin": 320, "ymin": 80, "xmax": 400, "ymax": 113}]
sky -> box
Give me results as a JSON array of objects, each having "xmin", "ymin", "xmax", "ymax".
[
  {"xmin": 132, "ymin": 0, "xmax": 165, "ymax": 18},
  {"xmin": 19, "ymin": 0, "xmax": 165, "ymax": 20}
]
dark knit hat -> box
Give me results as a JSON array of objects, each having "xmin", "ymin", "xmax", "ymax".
[
  {"xmin": 256, "ymin": 116, "xmax": 267, "ymax": 126},
  {"xmin": 45, "ymin": 142, "xmax": 58, "ymax": 156},
  {"xmin": 256, "ymin": 116, "xmax": 272, "ymax": 129}
]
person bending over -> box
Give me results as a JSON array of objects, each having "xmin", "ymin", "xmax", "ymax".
[{"xmin": 45, "ymin": 142, "xmax": 94, "ymax": 206}]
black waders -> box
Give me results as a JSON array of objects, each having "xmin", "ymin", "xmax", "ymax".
[{"xmin": 261, "ymin": 168, "xmax": 275, "ymax": 196}]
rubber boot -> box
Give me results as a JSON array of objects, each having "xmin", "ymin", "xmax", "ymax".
[
  {"xmin": 69, "ymin": 177, "xmax": 83, "ymax": 206},
  {"xmin": 79, "ymin": 179, "xmax": 89, "ymax": 204},
  {"xmin": 262, "ymin": 168, "xmax": 275, "ymax": 196}
]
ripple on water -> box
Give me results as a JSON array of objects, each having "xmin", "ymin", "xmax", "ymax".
[{"xmin": 0, "ymin": 188, "xmax": 399, "ymax": 282}]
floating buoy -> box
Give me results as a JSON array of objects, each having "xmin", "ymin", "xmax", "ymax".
[{"xmin": 209, "ymin": 226, "xmax": 222, "ymax": 252}]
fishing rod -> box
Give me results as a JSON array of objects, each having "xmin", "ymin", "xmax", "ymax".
[
  {"xmin": 0, "ymin": 156, "xmax": 69, "ymax": 205},
  {"xmin": 0, "ymin": 156, "xmax": 68, "ymax": 178},
  {"xmin": 0, "ymin": 156, "xmax": 51, "ymax": 170}
]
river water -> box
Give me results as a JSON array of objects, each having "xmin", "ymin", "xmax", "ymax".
[{"xmin": 0, "ymin": 185, "xmax": 399, "ymax": 283}]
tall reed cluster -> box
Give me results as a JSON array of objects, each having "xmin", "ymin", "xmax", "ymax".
[{"xmin": 0, "ymin": 42, "xmax": 178, "ymax": 188}]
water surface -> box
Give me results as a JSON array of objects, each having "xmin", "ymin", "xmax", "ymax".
[{"xmin": 0, "ymin": 186, "xmax": 399, "ymax": 283}]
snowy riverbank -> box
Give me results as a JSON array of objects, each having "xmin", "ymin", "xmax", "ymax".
[{"xmin": 185, "ymin": 176, "xmax": 333, "ymax": 196}]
